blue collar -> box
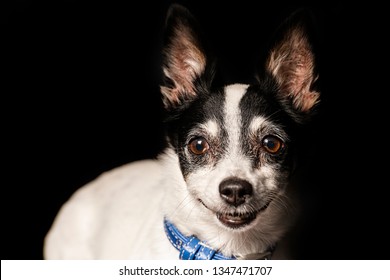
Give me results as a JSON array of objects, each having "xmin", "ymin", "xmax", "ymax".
[
  {"xmin": 164, "ymin": 218, "xmax": 235, "ymax": 260},
  {"xmin": 164, "ymin": 218, "xmax": 275, "ymax": 260}
]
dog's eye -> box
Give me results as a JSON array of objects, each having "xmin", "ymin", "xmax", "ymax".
[
  {"xmin": 262, "ymin": 135, "xmax": 284, "ymax": 154},
  {"xmin": 188, "ymin": 137, "xmax": 210, "ymax": 155}
]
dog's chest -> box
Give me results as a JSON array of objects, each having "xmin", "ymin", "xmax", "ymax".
[
  {"xmin": 44, "ymin": 159, "xmax": 180, "ymax": 259},
  {"xmin": 90, "ymin": 160, "xmax": 180, "ymax": 259}
]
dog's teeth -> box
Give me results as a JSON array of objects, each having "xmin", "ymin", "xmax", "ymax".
[
  {"xmin": 216, "ymin": 210, "xmax": 258, "ymax": 229},
  {"xmin": 222, "ymin": 212, "xmax": 252, "ymax": 220}
]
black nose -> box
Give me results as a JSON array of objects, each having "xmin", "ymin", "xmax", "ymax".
[{"xmin": 219, "ymin": 178, "xmax": 253, "ymax": 207}]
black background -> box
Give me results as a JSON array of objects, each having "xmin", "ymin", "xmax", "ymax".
[{"xmin": 3, "ymin": 0, "xmax": 389, "ymax": 260}]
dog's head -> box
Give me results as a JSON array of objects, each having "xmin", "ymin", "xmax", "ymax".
[{"xmin": 160, "ymin": 4, "xmax": 320, "ymax": 256}]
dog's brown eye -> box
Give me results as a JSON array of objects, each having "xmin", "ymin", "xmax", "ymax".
[
  {"xmin": 262, "ymin": 135, "xmax": 284, "ymax": 154},
  {"xmin": 188, "ymin": 137, "xmax": 210, "ymax": 155}
]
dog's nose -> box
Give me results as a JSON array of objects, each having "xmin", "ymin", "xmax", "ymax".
[{"xmin": 219, "ymin": 178, "xmax": 253, "ymax": 207}]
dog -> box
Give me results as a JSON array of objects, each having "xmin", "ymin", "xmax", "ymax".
[{"xmin": 44, "ymin": 4, "xmax": 320, "ymax": 260}]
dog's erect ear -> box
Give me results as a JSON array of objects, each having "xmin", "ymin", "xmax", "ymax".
[
  {"xmin": 160, "ymin": 4, "xmax": 208, "ymax": 110},
  {"xmin": 264, "ymin": 9, "xmax": 320, "ymax": 115}
]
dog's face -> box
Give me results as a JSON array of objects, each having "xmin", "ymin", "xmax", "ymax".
[
  {"xmin": 169, "ymin": 83, "xmax": 294, "ymax": 228},
  {"xmin": 160, "ymin": 4, "xmax": 319, "ymax": 253}
]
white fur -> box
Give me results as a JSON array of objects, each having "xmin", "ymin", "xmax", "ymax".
[
  {"xmin": 224, "ymin": 84, "xmax": 248, "ymax": 158},
  {"xmin": 202, "ymin": 119, "xmax": 219, "ymax": 138},
  {"xmin": 44, "ymin": 159, "xmax": 178, "ymax": 259},
  {"xmin": 249, "ymin": 116, "xmax": 267, "ymax": 134}
]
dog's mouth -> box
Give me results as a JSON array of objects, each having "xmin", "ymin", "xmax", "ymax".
[
  {"xmin": 216, "ymin": 212, "xmax": 257, "ymax": 229},
  {"xmin": 199, "ymin": 199, "xmax": 270, "ymax": 229}
]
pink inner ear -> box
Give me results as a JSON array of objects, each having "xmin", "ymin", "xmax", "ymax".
[
  {"xmin": 161, "ymin": 25, "xmax": 206, "ymax": 108},
  {"xmin": 267, "ymin": 27, "xmax": 319, "ymax": 112}
]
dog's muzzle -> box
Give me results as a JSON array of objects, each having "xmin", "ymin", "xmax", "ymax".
[
  {"xmin": 199, "ymin": 177, "xmax": 271, "ymax": 229},
  {"xmin": 217, "ymin": 178, "xmax": 254, "ymax": 228},
  {"xmin": 216, "ymin": 211, "xmax": 257, "ymax": 228}
]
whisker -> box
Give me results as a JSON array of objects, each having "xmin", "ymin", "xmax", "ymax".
[{"xmin": 169, "ymin": 192, "xmax": 193, "ymax": 218}]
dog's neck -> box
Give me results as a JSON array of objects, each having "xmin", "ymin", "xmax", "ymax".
[
  {"xmin": 163, "ymin": 218, "xmax": 275, "ymax": 260},
  {"xmin": 159, "ymin": 149, "xmax": 292, "ymax": 258}
]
